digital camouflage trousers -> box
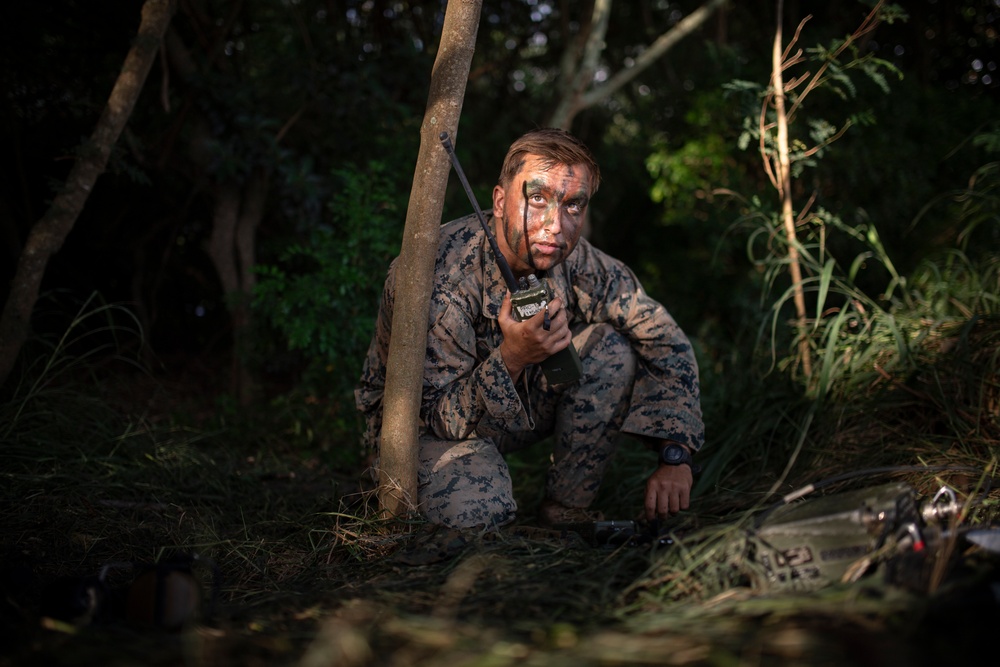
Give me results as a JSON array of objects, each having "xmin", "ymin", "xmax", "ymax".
[{"xmin": 417, "ymin": 322, "xmax": 637, "ymax": 529}]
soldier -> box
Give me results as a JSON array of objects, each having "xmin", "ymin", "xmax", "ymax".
[{"xmin": 356, "ymin": 128, "xmax": 704, "ymax": 530}]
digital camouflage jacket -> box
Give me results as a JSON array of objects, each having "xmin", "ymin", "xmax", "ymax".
[{"xmin": 355, "ymin": 212, "xmax": 704, "ymax": 453}]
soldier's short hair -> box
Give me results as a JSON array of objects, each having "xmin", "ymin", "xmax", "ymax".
[{"xmin": 498, "ymin": 128, "xmax": 601, "ymax": 196}]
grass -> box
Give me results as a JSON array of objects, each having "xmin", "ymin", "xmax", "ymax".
[{"xmin": 1, "ymin": 298, "xmax": 998, "ymax": 666}]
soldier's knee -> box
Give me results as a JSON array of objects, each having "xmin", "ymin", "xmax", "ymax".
[
  {"xmin": 418, "ymin": 437, "xmax": 516, "ymax": 529},
  {"xmin": 580, "ymin": 323, "xmax": 637, "ymax": 380}
]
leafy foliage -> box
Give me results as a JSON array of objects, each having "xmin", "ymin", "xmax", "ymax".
[
  {"xmin": 636, "ymin": 4, "xmax": 1000, "ymax": 518},
  {"xmin": 253, "ymin": 161, "xmax": 403, "ymax": 398}
]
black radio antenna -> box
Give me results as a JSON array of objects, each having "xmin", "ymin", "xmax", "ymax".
[{"xmin": 439, "ymin": 132, "xmax": 519, "ymax": 293}]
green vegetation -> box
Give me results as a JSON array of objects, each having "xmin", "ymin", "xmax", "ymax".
[{"xmin": 2, "ymin": 1, "xmax": 999, "ymax": 665}]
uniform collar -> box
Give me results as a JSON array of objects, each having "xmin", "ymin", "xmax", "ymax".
[{"xmin": 482, "ymin": 213, "xmax": 509, "ymax": 320}]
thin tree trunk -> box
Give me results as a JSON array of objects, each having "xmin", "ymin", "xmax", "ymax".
[
  {"xmin": 163, "ymin": 19, "xmax": 271, "ymax": 405},
  {"xmin": 0, "ymin": 0, "xmax": 176, "ymax": 388},
  {"xmin": 549, "ymin": 0, "xmax": 612, "ymax": 130},
  {"xmin": 770, "ymin": 0, "xmax": 812, "ymax": 379},
  {"xmin": 548, "ymin": 0, "xmax": 728, "ymax": 130},
  {"xmin": 232, "ymin": 168, "xmax": 267, "ymax": 403},
  {"xmin": 205, "ymin": 168, "xmax": 267, "ymax": 404},
  {"xmin": 762, "ymin": 1, "xmax": 883, "ymax": 382},
  {"xmin": 378, "ymin": 0, "xmax": 483, "ymax": 519},
  {"xmin": 208, "ymin": 185, "xmax": 242, "ymax": 300}
]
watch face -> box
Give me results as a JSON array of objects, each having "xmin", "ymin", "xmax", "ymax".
[{"xmin": 662, "ymin": 445, "xmax": 687, "ymax": 464}]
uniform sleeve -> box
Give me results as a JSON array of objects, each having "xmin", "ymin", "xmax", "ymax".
[
  {"xmin": 420, "ymin": 299, "xmax": 532, "ymax": 440},
  {"xmin": 571, "ymin": 246, "xmax": 705, "ymax": 451}
]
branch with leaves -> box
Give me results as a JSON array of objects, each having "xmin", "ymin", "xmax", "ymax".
[{"xmin": 758, "ymin": 0, "xmax": 901, "ymax": 383}]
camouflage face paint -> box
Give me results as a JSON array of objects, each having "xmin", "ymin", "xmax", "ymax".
[
  {"xmin": 522, "ymin": 180, "xmax": 534, "ymax": 273},
  {"xmin": 520, "ymin": 167, "xmax": 589, "ymax": 270},
  {"xmin": 503, "ymin": 214, "xmax": 527, "ymax": 269},
  {"xmin": 497, "ymin": 156, "xmax": 592, "ymax": 276}
]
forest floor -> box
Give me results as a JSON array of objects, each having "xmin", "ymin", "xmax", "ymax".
[{"xmin": 1, "ymin": 361, "xmax": 999, "ymax": 667}]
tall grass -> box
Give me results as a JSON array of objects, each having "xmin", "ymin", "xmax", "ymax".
[
  {"xmin": 1, "ymin": 292, "xmax": 146, "ymax": 441},
  {"xmin": 616, "ymin": 152, "xmax": 1000, "ymax": 614}
]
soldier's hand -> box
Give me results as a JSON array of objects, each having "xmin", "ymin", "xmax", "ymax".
[
  {"xmin": 644, "ymin": 464, "xmax": 692, "ymax": 520},
  {"xmin": 498, "ymin": 292, "xmax": 572, "ymax": 378}
]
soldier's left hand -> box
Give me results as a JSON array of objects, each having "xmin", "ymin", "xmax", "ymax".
[{"xmin": 644, "ymin": 464, "xmax": 692, "ymax": 520}]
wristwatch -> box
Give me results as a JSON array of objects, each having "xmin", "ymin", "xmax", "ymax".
[{"xmin": 659, "ymin": 443, "xmax": 700, "ymax": 472}]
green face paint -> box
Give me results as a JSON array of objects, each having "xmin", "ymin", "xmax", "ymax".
[{"xmin": 501, "ymin": 156, "xmax": 592, "ymax": 275}]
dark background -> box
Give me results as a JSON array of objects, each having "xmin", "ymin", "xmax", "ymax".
[{"xmin": 2, "ymin": 0, "xmax": 997, "ymax": 416}]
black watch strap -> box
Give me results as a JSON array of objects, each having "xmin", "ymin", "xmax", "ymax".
[{"xmin": 659, "ymin": 443, "xmax": 701, "ymax": 474}]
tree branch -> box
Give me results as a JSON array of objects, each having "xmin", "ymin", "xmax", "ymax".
[{"xmin": 579, "ymin": 0, "xmax": 728, "ymax": 109}]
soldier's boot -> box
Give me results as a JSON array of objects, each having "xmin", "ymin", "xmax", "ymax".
[{"xmin": 537, "ymin": 498, "xmax": 605, "ymax": 529}]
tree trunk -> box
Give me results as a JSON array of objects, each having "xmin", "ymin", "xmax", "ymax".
[
  {"xmin": 377, "ymin": 0, "xmax": 483, "ymax": 519},
  {"xmin": 233, "ymin": 178, "xmax": 263, "ymax": 405},
  {"xmin": 206, "ymin": 168, "xmax": 268, "ymax": 404},
  {"xmin": 163, "ymin": 20, "xmax": 270, "ymax": 405},
  {"xmin": 0, "ymin": 0, "xmax": 176, "ymax": 389}
]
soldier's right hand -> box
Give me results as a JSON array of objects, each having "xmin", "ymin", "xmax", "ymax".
[{"xmin": 498, "ymin": 292, "xmax": 572, "ymax": 379}]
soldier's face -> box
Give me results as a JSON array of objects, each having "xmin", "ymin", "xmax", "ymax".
[{"xmin": 493, "ymin": 154, "xmax": 591, "ymax": 276}]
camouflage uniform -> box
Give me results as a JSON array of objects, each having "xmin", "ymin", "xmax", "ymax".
[{"xmin": 356, "ymin": 212, "xmax": 704, "ymax": 529}]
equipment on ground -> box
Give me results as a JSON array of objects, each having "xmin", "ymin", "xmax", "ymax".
[{"xmin": 565, "ymin": 473, "xmax": 999, "ymax": 596}]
